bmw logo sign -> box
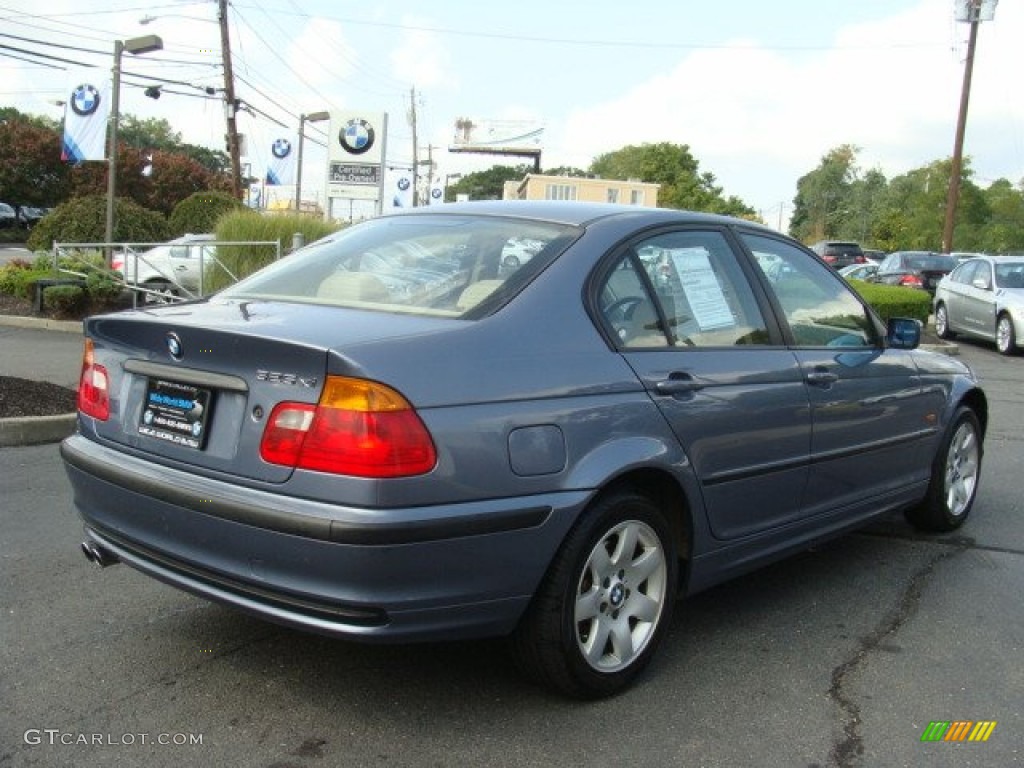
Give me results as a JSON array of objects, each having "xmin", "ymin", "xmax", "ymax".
[
  {"xmin": 271, "ymin": 138, "xmax": 292, "ymax": 159},
  {"xmin": 70, "ymin": 84, "xmax": 101, "ymax": 116},
  {"xmin": 165, "ymin": 332, "xmax": 183, "ymax": 360},
  {"xmin": 397, "ymin": 177, "xmax": 410, "ymax": 191},
  {"xmin": 431, "ymin": 187, "xmax": 442, "ymax": 200},
  {"xmin": 339, "ymin": 118, "xmax": 375, "ymax": 155}
]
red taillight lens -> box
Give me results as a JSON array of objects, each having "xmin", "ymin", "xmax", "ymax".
[
  {"xmin": 260, "ymin": 377, "xmax": 437, "ymax": 478},
  {"xmin": 899, "ymin": 274, "xmax": 923, "ymax": 287},
  {"xmin": 77, "ymin": 339, "xmax": 110, "ymax": 421}
]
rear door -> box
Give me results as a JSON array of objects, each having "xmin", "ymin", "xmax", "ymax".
[{"xmin": 597, "ymin": 228, "xmax": 811, "ymax": 541}]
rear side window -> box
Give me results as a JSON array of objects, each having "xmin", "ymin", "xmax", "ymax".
[
  {"xmin": 599, "ymin": 230, "xmax": 770, "ymax": 348},
  {"xmin": 222, "ymin": 214, "xmax": 579, "ymax": 318},
  {"xmin": 745, "ymin": 233, "xmax": 877, "ymax": 348}
]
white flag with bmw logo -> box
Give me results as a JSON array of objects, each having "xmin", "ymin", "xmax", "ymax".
[
  {"xmin": 265, "ymin": 137, "xmax": 296, "ymax": 185},
  {"xmin": 62, "ymin": 75, "xmax": 110, "ymax": 164},
  {"xmin": 388, "ymin": 170, "xmax": 414, "ymax": 209}
]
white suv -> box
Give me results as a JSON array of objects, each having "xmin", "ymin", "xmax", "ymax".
[{"xmin": 112, "ymin": 234, "xmax": 216, "ymax": 301}]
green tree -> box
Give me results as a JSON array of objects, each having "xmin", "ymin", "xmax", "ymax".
[
  {"xmin": 589, "ymin": 142, "xmax": 755, "ymax": 216},
  {"xmin": 542, "ymin": 166, "xmax": 590, "ymax": 178},
  {"xmin": 978, "ymin": 179, "xmax": 1024, "ymax": 253},
  {"xmin": 448, "ymin": 164, "xmax": 532, "ymax": 201},
  {"xmin": 789, "ymin": 145, "xmax": 860, "ymax": 243}
]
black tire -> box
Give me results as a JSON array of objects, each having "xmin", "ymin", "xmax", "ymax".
[
  {"xmin": 996, "ymin": 313, "xmax": 1017, "ymax": 356},
  {"xmin": 904, "ymin": 406, "xmax": 982, "ymax": 532},
  {"xmin": 512, "ymin": 489, "xmax": 678, "ymax": 699},
  {"xmin": 934, "ymin": 302, "xmax": 955, "ymax": 340}
]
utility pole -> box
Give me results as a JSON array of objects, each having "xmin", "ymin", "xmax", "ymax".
[
  {"xmin": 218, "ymin": 0, "xmax": 243, "ymax": 199},
  {"xmin": 409, "ymin": 86, "xmax": 419, "ymax": 207},
  {"xmin": 942, "ymin": 0, "xmax": 997, "ymax": 253}
]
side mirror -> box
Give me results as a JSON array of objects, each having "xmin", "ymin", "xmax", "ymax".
[
  {"xmin": 887, "ymin": 318, "xmax": 922, "ymax": 350},
  {"xmin": 971, "ymin": 278, "xmax": 991, "ymax": 290}
]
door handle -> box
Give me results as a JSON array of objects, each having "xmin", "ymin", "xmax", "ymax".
[
  {"xmin": 654, "ymin": 373, "xmax": 705, "ymax": 395},
  {"xmin": 806, "ymin": 368, "xmax": 839, "ymax": 387}
]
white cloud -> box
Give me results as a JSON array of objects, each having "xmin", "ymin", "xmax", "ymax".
[{"xmin": 550, "ymin": 0, "xmax": 1022, "ymax": 209}]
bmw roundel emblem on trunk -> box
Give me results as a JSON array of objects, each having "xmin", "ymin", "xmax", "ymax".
[{"xmin": 166, "ymin": 332, "xmax": 183, "ymax": 359}]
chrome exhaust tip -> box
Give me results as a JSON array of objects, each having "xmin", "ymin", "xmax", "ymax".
[{"xmin": 80, "ymin": 540, "xmax": 119, "ymax": 568}]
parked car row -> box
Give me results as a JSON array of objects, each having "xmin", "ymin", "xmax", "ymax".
[{"xmin": 0, "ymin": 201, "xmax": 51, "ymax": 230}]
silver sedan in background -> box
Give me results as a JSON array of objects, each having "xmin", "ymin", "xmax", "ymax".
[{"xmin": 934, "ymin": 255, "xmax": 1024, "ymax": 355}]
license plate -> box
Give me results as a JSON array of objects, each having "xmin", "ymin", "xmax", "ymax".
[{"xmin": 139, "ymin": 378, "xmax": 212, "ymax": 449}]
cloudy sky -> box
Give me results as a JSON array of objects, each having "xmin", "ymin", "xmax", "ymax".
[{"xmin": 2, "ymin": 0, "xmax": 1021, "ymax": 225}]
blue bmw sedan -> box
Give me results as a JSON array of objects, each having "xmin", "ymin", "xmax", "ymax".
[{"xmin": 62, "ymin": 201, "xmax": 987, "ymax": 698}]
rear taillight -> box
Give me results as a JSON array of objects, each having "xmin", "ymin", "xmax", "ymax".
[
  {"xmin": 899, "ymin": 275, "xmax": 924, "ymax": 288},
  {"xmin": 77, "ymin": 338, "xmax": 110, "ymax": 421},
  {"xmin": 260, "ymin": 376, "xmax": 437, "ymax": 478}
]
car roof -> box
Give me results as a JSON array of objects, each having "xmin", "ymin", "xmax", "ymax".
[{"xmin": 386, "ymin": 200, "xmax": 775, "ymax": 231}]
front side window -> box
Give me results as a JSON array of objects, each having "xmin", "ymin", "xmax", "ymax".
[{"xmin": 744, "ymin": 233, "xmax": 877, "ymax": 348}]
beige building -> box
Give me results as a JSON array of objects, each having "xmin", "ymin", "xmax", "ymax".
[{"xmin": 503, "ymin": 174, "xmax": 659, "ymax": 207}]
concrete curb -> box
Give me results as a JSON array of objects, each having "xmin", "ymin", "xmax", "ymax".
[
  {"xmin": 0, "ymin": 314, "xmax": 81, "ymax": 446},
  {"xmin": 0, "ymin": 314, "xmax": 83, "ymax": 333},
  {"xmin": 0, "ymin": 412, "xmax": 77, "ymax": 447}
]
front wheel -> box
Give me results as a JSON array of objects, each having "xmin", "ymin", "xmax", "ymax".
[
  {"xmin": 905, "ymin": 406, "xmax": 982, "ymax": 532},
  {"xmin": 996, "ymin": 314, "xmax": 1017, "ymax": 355},
  {"xmin": 934, "ymin": 303, "xmax": 955, "ymax": 339},
  {"xmin": 512, "ymin": 490, "xmax": 678, "ymax": 698}
]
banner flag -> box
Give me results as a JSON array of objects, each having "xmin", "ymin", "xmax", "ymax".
[
  {"xmin": 387, "ymin": 170, "xmax": 414, "ymax": 209},
  {"xmin": 265, "ymin": 137, "xmax": 297, "ymax": 185},
  {"xmin": 62, "ymin": 75, "xmax": 110, "ymax": 164}
]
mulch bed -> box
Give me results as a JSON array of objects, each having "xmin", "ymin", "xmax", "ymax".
[{"xmin": 0, "ymin": 376, "xmax": 77, "ymax": 418}]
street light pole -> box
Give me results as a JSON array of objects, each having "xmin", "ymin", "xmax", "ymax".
[
  {"xmin": 105, "ymin": 34, "xmax": 163, "ymax": 255},
  {"xmin": 295, "ymin": 111, "xmax": 329, "ymax": 214}
]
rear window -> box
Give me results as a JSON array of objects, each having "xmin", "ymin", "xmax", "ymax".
[
  {"xmin": 907, "ymin": 255, "xmax": 957, "ymax": 271},
  {"xmin": 824, "ymin": 242, "xmax": 863, "ymax": 255},
  {"xmin": 221, "ymin": 214, "xmax": 580, "ymax": 318}
]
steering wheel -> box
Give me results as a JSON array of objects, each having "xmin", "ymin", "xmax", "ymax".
[{"xmin": 603, "ymin": 296, "xmax": 645, "ymax": 342}]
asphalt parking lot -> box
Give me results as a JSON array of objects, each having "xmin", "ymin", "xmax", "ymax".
[{"xmin": 1, "ymin": 326, "xmax": 1021, "ymax": 768}]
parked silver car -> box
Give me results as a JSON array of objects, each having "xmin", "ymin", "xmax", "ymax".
[
  {"xmin": 111, "ymin": 234, "xmax": 216, "ymax": 301},
  {"xmin": 62, "ymin": 201, "xmax": 988, "ymax": 698},
  {"xmin": 934, "ymin": 255, "xmax": 1024, "ymax": 355}
]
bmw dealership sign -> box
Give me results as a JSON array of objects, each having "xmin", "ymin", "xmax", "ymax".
[{"xmin": 328, "ymin": 111, "xmax": 388, "ymax": 208}]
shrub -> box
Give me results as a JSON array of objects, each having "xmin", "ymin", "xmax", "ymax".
[
  {"xmin": 43, "ymin": 284, "xmax": 87, "ymax": 318},
  {"xmin": 0, "ymin": 264, "xmax": 55, "ymax": 299},
  {"xmin": 849, "ymin": 281, "xmax": 931, "ymax": 324},
  {"xmin": 168, "ymin": 191, "xmax": 244, "ymax": 238},
  {"xmin": 207, "ymin": 212, "xmax": 342, "ymax": 291},
  {"xmin": 26, "ymin": 195, "xmax": 170, "ymax": 252}
]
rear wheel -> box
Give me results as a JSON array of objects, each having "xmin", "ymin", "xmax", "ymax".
[
  {"xmin": 512, "ymin": 489, "xmax": 677, "ymax": 698},
  {"xmin": 905, "ymin": 406, "xmax": 982, "ymax": 532},
  {"xmin": 996, "ymin": 313, "xmax": 1016, "ymax": 355},
  {"xmin": 140, "ymin": 281, "xmax": 178, "ymax": 305},
  {"xmin": 934, "ymin": 303, "xmax": 955, "ymax": 339}
]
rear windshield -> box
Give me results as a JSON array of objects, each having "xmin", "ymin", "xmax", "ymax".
[
  {"xmin": 825, "ymin": 243, "xmax": 863, "ymax": 255},
  {"xmin": 221, "ymin": 214, "xmax": 579, "ymax": 318},
  {"xmin": 907, "ymin": 255, "xmax": 957, "ymax": 271}
]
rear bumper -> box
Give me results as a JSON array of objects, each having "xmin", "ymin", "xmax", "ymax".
[{"xmin": 62, "ymin": 433, "xmax": 587, "ymax": 642}]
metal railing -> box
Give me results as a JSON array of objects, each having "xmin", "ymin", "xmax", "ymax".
[{"xmin": 50, "ymin": 239, "xmax": 282, "ymax": 307}]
